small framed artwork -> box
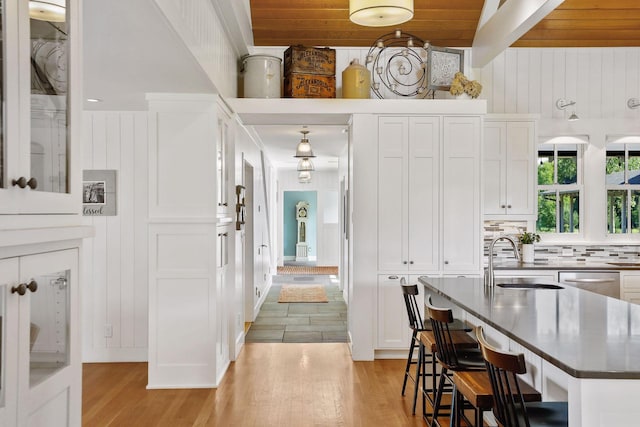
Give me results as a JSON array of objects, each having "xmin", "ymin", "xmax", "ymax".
[
  {"xmin": 83, "ymin": 170, "xmax": 117, "ymax": 216},
  {"xmin": 426, "ymin": 46, "xmax": 464, "ymax": 91}
]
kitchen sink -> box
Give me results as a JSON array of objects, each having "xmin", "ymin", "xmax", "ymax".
[
  {"xmin": 606, "ymin": 262, "xmax": 640, "ymax": 267},
  {"xmin": 496, "ymin": 283, "xmax": 563, "ymax": 290}
]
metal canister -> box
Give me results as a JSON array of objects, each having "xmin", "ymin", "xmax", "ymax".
[
  {"xmin": 241, "ymin": 54, "xmax": 282, "ymax": 98},
  {"xmin": 341, "ymin": 59, "xmax": 371, "ymax": 99}
]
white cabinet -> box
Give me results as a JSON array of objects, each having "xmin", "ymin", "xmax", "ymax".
[
  {"xmin": 442, "ymin": 116, "xmax": 482, "ymax": 274},
  {"xmin": 0, "ymin": 1, "xmax": 81, "ymax": 217},
  {"xmin": 377, "ymin": 274, "xmax": 426, "ymax": 349},
  {"xmin": 216, "ymin": 104, "xmax": 233, "ymax": 218},
  {"xmin": 620, "ymin": 271, "xmax": 640, "ymax": 304},
  {"xmin": 0, "ymin": 248, "xmax": 80, "ymax": 427},
  {"xmin": 483, "ymin": 119, "xmax": 536, "ymax": 217},
  {"xmin": 377, "ymin": 116, "xmax": 439, "ymax": 272}
]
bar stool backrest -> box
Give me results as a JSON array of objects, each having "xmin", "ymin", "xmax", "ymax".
[
  {"xmin": 425, "ymin": 301, "xmax": 461, "ymax": 369},
  {"xmin": 400, "ymin": 278, "xmax": 424, "ymax": 331},
  {"xmin": 476, "ymin": 326, "xmax": 530, "ymax": 427}
]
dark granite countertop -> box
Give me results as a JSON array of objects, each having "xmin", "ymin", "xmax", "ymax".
[
  {"xmin": 492, "ymin": 260, "xmax": 640, "ymax": 270},
  {"xmin": 419, "ymin": 276, "xmax": 640, "ymax": 379}
]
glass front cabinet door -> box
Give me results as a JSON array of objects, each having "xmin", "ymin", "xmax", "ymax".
[
  {"xmin": 0, "ymin": 0, "xmax": 80, "ymax": 214},
  {"xmin": 0, "ymin": 249, "xmax": 79, "ymax": 426}
]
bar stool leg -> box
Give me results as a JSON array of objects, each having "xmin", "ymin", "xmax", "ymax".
[
  {"xmin": 402, "ymin": 329, "xmax": 417, "ymax": 396},
  {"xmin": 428, "ymin": 367, "xmax": 448, "ymax": 427},
  {"xmin": 411, "ymin": 340, "xmax": 423, "ymax": 415}
]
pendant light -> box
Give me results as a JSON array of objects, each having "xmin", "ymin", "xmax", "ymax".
[
  {"xmin": 349, "ymin": 0, "xmax": 414, "ymax": 27},
  {"xmin": 29, "ymin": 0, "xmax": 66, "ymax": 22},
  {"xmin": 297, "ymin": 158, "xmax": 315, "ymax": 172},
  {"xmin": 298, "ymin": 171, "xmax": 312, "ymax": 183},
  {"xmin": 294, "ymin": 130, "xmax": 316, "ymax": 158}
]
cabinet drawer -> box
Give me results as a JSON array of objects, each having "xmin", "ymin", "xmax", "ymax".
[{"xmin": 621, "ymin": 274, "xmax": 640, "ymax": 290}]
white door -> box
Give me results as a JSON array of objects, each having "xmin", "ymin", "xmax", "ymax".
[
  {"xmin": 377, "ymin": 116, "xmax": 409, "ymax": 271},
  {"xmin": 408, "ymin": 117, "xmax": 440, "ymax": 272},
  {"xmin": 442, "ymin": 117, "xmax": 481, "ymax": 274},
  {"xmin": 18, "ymin": 249, "xmax": 79, "ymax": 427},
  {"xmin": 505, "ymin": 122, "xmax": 536, "ymax": 215},
  {"xmin": 0, "ymin": 258, "xmax": 19, "ymax": 427},
  {"xmin": 243, "ymin": 161, "xmax": 255, "ymax": 322}
]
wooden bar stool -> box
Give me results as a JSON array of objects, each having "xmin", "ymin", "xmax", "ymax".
[
  {"xmin": 452, "ymin": 367, "xmax": 541, "ymax": 426},
  {"xmin": 476, "ymin": 326, "xmax": 568, "ymax": 427},
  {"xmin": 424, "ymin": 300, "xmax": 486, "ymax": 427},
  {"xmin": 400, "ymin": 282, "xmax": 474, "ymax": 416}
]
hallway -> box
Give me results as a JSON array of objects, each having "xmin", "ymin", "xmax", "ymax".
[{"xmin": 245, "ymin": 274, "xmax": 348, "ymax": 343}]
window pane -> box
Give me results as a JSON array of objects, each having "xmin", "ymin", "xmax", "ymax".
[
  {"xmin": 559, "ymin": 191, "xmax": 579, "ymax": 233},
  {"xmin": 608, "ymin": 190, "xmax": 627, "ymax": 233},
  {"xmin": 606, "ymin": 150, "xmax": 625, "ymax": 185},
  {"xmin": 30, "ymin": 2, "xmax": 69, "ymax": 193},
  {"xmin": 537, "ymin": 190, "xmax": 556, "ymax": 232},
  {"xmin": 538, "ymin": 150, "xmax": 554, "ymax": 185},
  {"xmin": 557, "ymin": 149, "xmax": 577, "ymax": 184},
  {"xmin": 629, "ymin": 151, "xmax": 640, "ymax": 184},
  {"xmin": 632, "ymin": 191, "xmax": 640, "ymax": 233}
]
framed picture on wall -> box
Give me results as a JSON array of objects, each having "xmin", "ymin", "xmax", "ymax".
[
  {"xmin": 83, "ymin": 170, "xmax": 117, "ymax": 216},
  {"xmin": 426, "ymin": 46, "xmax": 464, "ymax": 91}
]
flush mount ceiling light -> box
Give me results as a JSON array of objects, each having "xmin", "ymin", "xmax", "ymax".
[
  {"xmin": 297, "ymin": 158, "xmax": 315, "ymax": 172},
  {"xmin": 556, "ymin": 98, "xmax": 579, "ymax": 121},
  {"xmin": 29, "ymin": 0, "xmax": 66, "ymax": 22},
  {"xmin": 627, "ymin": 98, "xmax": 640, "ymax": 109},
  {"xmin": 294, "ymin": 130, "xmax": 316, "ymax": 158},
  {"xmin": 349, "ymin": 0, "xmax": 414, "ymax": 27}
]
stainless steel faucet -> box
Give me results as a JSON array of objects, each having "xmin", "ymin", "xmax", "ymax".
[{"xmin": 486, "ymin": 235, "xmax": 522, "ymax": 288}]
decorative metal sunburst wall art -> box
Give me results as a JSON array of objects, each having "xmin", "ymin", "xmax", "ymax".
[{"xmin": 365, "ymin": 30, "xmax": 464, "ymax": 99}]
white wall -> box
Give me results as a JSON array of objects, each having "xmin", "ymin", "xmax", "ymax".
[
  {"xmin": 277, "ymin": 170, "xmax": 340, "ymax": 266},
  {"xmin": 82, "ymin": 111, "xmax": 149, "ymax": 362}
]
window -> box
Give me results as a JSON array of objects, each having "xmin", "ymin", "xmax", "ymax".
[
  {"xmin": 537, "ymin": 144, "xmax": 582, "ymax": 233},
  {"xmin": 606, "ymin": 143, "xmax": 640, "ymax": 234}
]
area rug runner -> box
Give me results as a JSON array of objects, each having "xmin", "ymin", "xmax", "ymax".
[
  {"xmin": 277, "ymin": 266, "xmax": 338, "ymax": 275},
  {"xmin": 278, "ymin": 284, "xmax": 328, "ymax": 303}
]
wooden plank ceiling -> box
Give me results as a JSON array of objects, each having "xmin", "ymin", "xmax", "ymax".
[{"xmin": 250, "ymin": 0, "xmax": 640, "ymax": 48}]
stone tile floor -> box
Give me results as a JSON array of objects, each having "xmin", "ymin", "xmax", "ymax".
[{"xmin": 245, "ymin": 274, "xmax": 348, "ymax": 343}]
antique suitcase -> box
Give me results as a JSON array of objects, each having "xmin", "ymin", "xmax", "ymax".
[
  {"xmin": 284, "ymin": 73, "xmax": 336, "ymax": 98},
  {"xmin": 284, "ymin": 45, "xmax": 336, "ymax": 76}
]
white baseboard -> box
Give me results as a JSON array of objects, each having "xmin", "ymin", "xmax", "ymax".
[{"xmin": 374, "ymin": 349, "xmax": 408, "ymax": 360}]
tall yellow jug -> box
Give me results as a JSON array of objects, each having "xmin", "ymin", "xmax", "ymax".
[{"xmin": 342, "ymin": 59, "xmax": 371, "ymax": 99}]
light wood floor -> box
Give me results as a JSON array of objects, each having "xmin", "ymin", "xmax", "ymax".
[{"xmin": 82, "ymin": 343, "xmax": 429, "ymax": 426}]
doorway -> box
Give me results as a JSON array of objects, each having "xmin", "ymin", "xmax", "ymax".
[{"xmin": 283, "ymin": 190, "xmax": 317, "ymax": 266}]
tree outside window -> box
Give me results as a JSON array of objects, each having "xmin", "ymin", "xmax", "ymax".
[
  {"xmin": 537, "ymin": 144, "xmax": 581, "ymax": 233},
  {"xmin": 606, "ymin": 143, "xmax": 640, "ymax": 234}
]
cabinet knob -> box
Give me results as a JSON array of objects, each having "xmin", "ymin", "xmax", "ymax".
[
  {"xmin": 444, "ymin": 261, "xmax": 449, "ymax": 265},
  {"xmin": 501, "ymin": 204, "xmax": 506, "ymax": 208},
  {"xmin": 12, "ymin": 177, "xmax": 37, "ymax": 189},
  {"xmin": 409, "ymin": 261, "xmax": 414, "ymax": 265},
  {"xmin": 507, "ymin": 204, "xmax": 512, "ymax": 208},
  {"xmin": 388, "ymin": 275, "xmax": 398, "ymax": 280},
  {"xmin": 11, "ymin": 283, "xmax": 27, "ymax": 295},
  {"xmin": 403, "ymin": 261, "xmax": 408, "ymax": 265},
  {"xmin": 26, "ymin": 280, "xmax": 38, "ymax": 293}
]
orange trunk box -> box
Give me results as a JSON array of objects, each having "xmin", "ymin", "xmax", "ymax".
[
  {"xmin": 284, "ymin": 73, "xmax": 336, "ymax": 98},
  {"xmin": 284, "ymin": 45, "xmax": 336, "ymax": 76}
]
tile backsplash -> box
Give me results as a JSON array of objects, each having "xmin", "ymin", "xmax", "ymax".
[{"xmin": 483, "ymin": 220, "xmax": 640, "ymax": 263}]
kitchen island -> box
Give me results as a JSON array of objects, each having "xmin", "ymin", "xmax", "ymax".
[{"xmin": 419, "ymin": 276, "xmax": 640, "ymax": 427}]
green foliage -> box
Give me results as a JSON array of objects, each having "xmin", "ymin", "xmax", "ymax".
[{"xmin": 518, "ymin": 231, "xmax": 541, "ymax": 244}]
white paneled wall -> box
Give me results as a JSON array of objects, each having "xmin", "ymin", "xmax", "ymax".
[
  {"xmin": 277, "ymin": 170, "xmax": 340, "ymax": 266},
  {"xmin": 82, "ymin": 111, "xmax": 149, "ymax": 362},
  {"xmin": 153, "ymin": 0, "xmax": 238, "ymax": 98}
]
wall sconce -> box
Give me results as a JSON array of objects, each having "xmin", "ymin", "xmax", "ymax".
[
  {"xmin": 627, "ymin": 98, "xmax": 640, "ymax": 109},
  {"xmin": 294, "ymin": 130, "xmax": 316, "ymax": 158},
  {"xmin": 556, "ymin": 99, "xmax": 579, "ymax": 121},
  {"xmin": 349, "ymin": 0, "xmax": 414, "ymax": 27}
]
